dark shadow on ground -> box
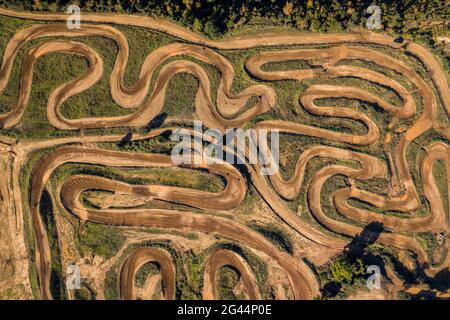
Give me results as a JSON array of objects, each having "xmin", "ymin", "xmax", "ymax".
[
  {"xmin": 320, "ymin": 220, "xmax": 450, "ymax": 299},
  {"xmin": 320, "ymin": 222, "xmax": 386, "ymax": 298},
  {"xmin": 145, "ymin": 112, "xmax": 167, "ymax": 131},
  {"xmin": 119, "ymin": 129, "xmax": 133, "ymax": 147}
]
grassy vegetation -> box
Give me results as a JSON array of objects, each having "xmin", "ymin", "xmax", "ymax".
[
  {"xmin": 76, "ymin": 222, "xmax": 125, "ymax": 260},
  {"xmin": 59, "ymin": 36, "xmax": 130, "ymax": 120},
  {"xmin": 432, "ymin": 160, "xmax": 449, "ymax": 221},
  {"xmin": 0, "ymin": 12, "xmax": 447, "ymax": 142},
  {"xmin": 248, "ymin": 222, "xmax": 294, "ymax": 255},
  {"xmin": 319, "ymin": 255, "xmax": 366, "ymax": 299},
  {"xmin": 19, "ymin": 147, "xmax": 61, "ymax": 299},
  {"xmin": 0, "ymin": 284, "xmax": 29, "ymax": 299},
  {"xmin": 0, "ymin": 15, "xmax": 218, "ymax": 140},
  {"xmin": 216, "ymin": 266, "xmax": 246, "ymax": 300},
  {"xmin": 104, "ymin": 268, "xmax": 119, "ymax": 300},
  {"xmin": 102, "ymin": 240, "xmax": 274, "ymax": 300},
  {"xmin": 405, "ymin": 130, "xmax": 449, "ymax": 219},
  {"xmin": 415, "ymin": 233, "xmax": 438, "ymax": 265},
  {"xmin": 2, "ymin": 1, "xmax": 449, "ymax": 49},
  {"xmin": 38, "ymin": 189, "xmax": 66, "ymax": 299},
  {"xmin": 348, "ymin": 198, "xmax": 411, "ymax": 219},
  {"xmin": 135, "ymin": 262, "xmax": 160, "ymax": 287},
  {"xmin": 326, "ymin": 256, "xmax": 365, "ymax": 284},
  {"xmin": 73, "ymin": 285, "xmax": 95, "ymax": 300},
  {"xmin": 280, "ymin": 150, "xmax": 365, "ymax": 241},
  {"xmin": 103, "ymin": 240, "xmax": 199, "ymax": 300},
  {"xmin": 262, "ymin": 59, "xmax": 315, "ymax": 72},
  {"xmin": 234, "ymin": 184, "xmax": 257, "ymax": 216},
  {"xmin": 100, "ymin": 135, "xmax": 175, "ymax": 155},
  {"xmin": 205, "ymin": 242, "xmax": 273, "ymax": 299},
  {"xmin": 320, "ymin": 175, "xmax": 357, "ymax": 225},
  {"xmin": 0, "ymin": 17, "xmax": 128, "ymax": 138}
]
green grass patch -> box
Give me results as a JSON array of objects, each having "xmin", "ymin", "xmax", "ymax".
[{"xmin": 248, "ymin": 222, "xmax": 294, "ymax": 255}]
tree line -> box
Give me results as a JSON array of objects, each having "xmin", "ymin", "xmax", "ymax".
[{"xmin": 1, "ymin": 0, "xmax": 447, "ymax": 39}]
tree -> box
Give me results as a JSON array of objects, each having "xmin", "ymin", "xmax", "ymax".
[
  {"xmin": 283, "ymin": 1, "xmax": 294, "ymax": 16},
  {"xmin": 193, "ymin": 18, "xmax": 202, "ymax": 32},
  {"xmin": 328, "ymin": 257, "xmax": 365, "ymax": 284},
  {"xmin": 204, "ymin": 21, "xmax": 219, "ymax": 38}
]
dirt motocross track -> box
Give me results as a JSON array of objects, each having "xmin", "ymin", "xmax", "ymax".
[{"xmin": 0, "ymin": 7, "xmax": 449, "ymax": 300}]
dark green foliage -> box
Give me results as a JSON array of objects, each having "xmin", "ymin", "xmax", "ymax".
[
  {"xmin": 327, "ymin": 257, "xmax": 365, "ymax": 284},
  {"xmin": 104, "ymin": 268, "xmax": 118, "ymax": 300},
  {"xmin": 73, "ymin": 285, "xmax": 96, "ymax": 300},
  {"xmin": 217, "ymin": 266, "xmax": 245, "ymax": 300},
  {"xmin": 248, "ymin": 222, "xmax": 294, "ymax": 255},
  {"xmin": 76, "ymin": 222, "xmax": 126, "ymax": 259},
  {"xmin": 135, "ymin": 262, "xmax": 160, "ymax": 287},
  {"xmin": 319, "ymin": 254, "xmax": 368, "ymax": 299},
  {"xmin": 0, "ymin": 1, "xmax": 447, "ymax": 39},
  {"xmin": 39, "ymin": 190, "xmax": 67, "ymax": 300}
]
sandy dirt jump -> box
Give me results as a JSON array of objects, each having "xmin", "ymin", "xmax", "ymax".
[{"xmin": 0, "ymin": 7, "xmax": 449, "ymax": 300}]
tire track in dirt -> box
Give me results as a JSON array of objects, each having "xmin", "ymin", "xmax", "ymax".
[
  {"xmin": 120, "ymin": 247, "xmax": 176, "ymax": 300},
  {"xmin": 202, "ymin": 249, "xmax": 261, "ymax": 300}
]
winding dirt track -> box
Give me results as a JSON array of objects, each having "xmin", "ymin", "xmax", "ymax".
[
  {"xmin": 202, "ymin": 249, "xmax": 261, "ymax": 300},
  {"xmin": 30, "ymin": 145, "xmax": 318, "ymax": 300},
  {"xmin": 120, "ymin": 247, "xmax": 176, "ymax": 300},
  {"xmin": 0, "ymin": 7, "xmax": 449, "ymax": 300}
]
